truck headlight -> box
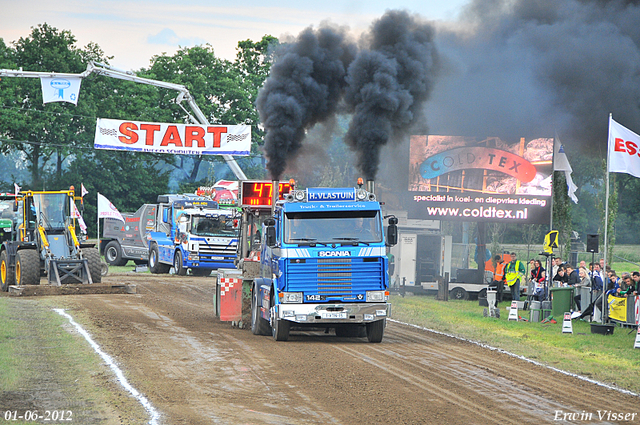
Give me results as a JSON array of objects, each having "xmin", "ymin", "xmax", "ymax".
[
  {"xmin": 281, "ymin": 292, "xmax": 303, "ymax": 303},
  {"xmin": 188, "ymin": 254, "xmax": 199, "ymax": 261},
  {"xmin": 366, "ymin": 291, "xmax": 386, "ymax": 302}
]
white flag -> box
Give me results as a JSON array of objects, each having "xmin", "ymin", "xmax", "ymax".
[
  {"xmin": 70, "ymin": 200, "xmax": 87, "ymax": 233},
  {"xmin": 14, "ymin": 183, "xmax": 20, "ymax": 197},
  {"xmin": 81, "ymin": 183, "xmax": 88, "ymax": 197},
  {"xmin": 97, "ymin": 193, "xmax": 125, "ymax": 222},
  {"xmin": 553, "ymin": 137, "xmax": 578, "ymax": 204},
  {"xmin": 40, "ymin": 76, "xmax": 82, "ymax": 105},
  {"xmin": 608, "ymin": 116, "xmax": 640, "ymax": 178}
]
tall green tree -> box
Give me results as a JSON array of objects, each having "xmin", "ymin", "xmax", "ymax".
[{"xmin": 0, "ymin": 24, "xmax": 108, "ymax": 187}]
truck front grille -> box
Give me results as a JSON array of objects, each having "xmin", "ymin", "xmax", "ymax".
[{"xmin": 286, "ymin": 257, "xmax": 384, "ymax": 299}]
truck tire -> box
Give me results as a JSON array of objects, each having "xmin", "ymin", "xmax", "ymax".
[
  {"xmin": 1, "ymin": 250, "xmax": 15, "ymax": 291},
  {"xmin": 450, "ymin": 287, "xmax": 469, "ymax": 300},
  {"xmin": 83, "ymin": 248, "xmax": 102, "ymax": 283},
  {"xmin": 174, "ymin": 251, "xmax": 187, "ymax": 276},
  {"xmin": 104, "ymin": 241, "xmax": 127, "ymax": 266},
  {"xmin": 16, "ymin": 250, "xmax": 40, "ymax": 286},
  {"xmin": 366, "ymin": 319, "xmax": 385, "ymax": 343},
  {"xmin": 251, "ymin": 285, "xmax": 270, "ymax": 335},
  {"xmin": 272, "ymin": 317, "xmax": 290, "ymax": 341},
  {"xmin": 149, "ymin": 245, "xmax": 170, "ymax": 274}
]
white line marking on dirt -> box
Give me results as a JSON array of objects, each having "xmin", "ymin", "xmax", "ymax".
[
  {"xmin": 388, "ymin": 318, "xmax": 639, "ymax": 397},
  {"xmin": 54, "ymin": 308, "xmax": 161, "ymax": 425}
]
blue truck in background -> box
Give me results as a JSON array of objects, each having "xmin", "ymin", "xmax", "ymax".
[
  {"xmin": 250, "ymin": 183, "xmax": 398, "ymax": 342},
  {"xmin": 147, "ymin": 194, "xmax": 239, "ymax": 276}
]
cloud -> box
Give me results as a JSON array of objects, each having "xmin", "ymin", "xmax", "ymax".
[{"xmin": 147, "ymin": 28, "xmax": 207, "ymax": 46}]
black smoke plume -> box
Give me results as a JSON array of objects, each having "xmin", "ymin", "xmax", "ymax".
[
  {"xmin": 343, "ymin": 10, "xmax": 438, "ymax": 179},
  {"xmin": 427, "ymin": 0, "xmax": 640, "ymax": 155},
  {"xmin": 256, "ymin": 25, "xmax": 356, "ymax": 180}
]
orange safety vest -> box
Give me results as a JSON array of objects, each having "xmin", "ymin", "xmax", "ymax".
[{"xmin": 494, "ymin": 262, "xmax": 506, "ymax": 281}]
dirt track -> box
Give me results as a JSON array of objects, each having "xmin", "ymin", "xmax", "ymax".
[{"xmin": 6, "ymin": 273, "xmax": 640, "ymax": 424}]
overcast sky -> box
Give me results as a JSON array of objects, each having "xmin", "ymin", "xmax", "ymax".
[{"xmin": 1, "ymin": 0, "xmax": 468, "ymax": 71}]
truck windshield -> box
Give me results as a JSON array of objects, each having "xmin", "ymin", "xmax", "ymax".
[
  {"xmin": 284, "ymin": 210, "xmax": 382, "ymax": 244},
  {"xmin": 191, "ymin": 215, "xmax": 238, "ymax": 237},
  {"xmin": 33, "ymin": 193, "xmax": 70, "ymax": 230}
]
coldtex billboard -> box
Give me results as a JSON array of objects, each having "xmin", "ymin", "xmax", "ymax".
[{"xmin": 406, "ymin": 135, "xmax": 553, "ymax": 224}]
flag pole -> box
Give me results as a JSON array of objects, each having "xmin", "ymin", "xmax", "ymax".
[
  {"xmin": 550, "ymin": 137, "xmax": 555, "ymax": 232},
  {"xmin": 97, "ymin": 192, "xmax": 100, "ymax": 253},
  {"xmin": 602, "ymin": 114, "xmax": 612, "ymax": 324}
]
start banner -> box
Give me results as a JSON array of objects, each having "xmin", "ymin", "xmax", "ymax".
[{"xmin": 94, "ymin": 118, "xmax": 251, "ymax": 156}]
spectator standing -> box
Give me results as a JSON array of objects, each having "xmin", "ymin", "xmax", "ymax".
[
  {"xmin": 505, "ymin": 252, "xmax": 526, "ymax": 301},
  {"xmin": 566, "ymin": 264, "xmax": 580, "ymax": 285},
  {"xmin": 573, "ymin": 267, "xmax": 591, "ymax": 311}
]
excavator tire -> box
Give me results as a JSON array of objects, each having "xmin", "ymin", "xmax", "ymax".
[
  {"xmin": 16, "ymin": 250, "xmax": 40, "ymax": 286},
  {"xmin": 83, "ymin": 248, "xmax": 102, "ymax": 283}
]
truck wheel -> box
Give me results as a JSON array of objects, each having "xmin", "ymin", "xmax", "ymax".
[
  {"xmin": 174, "ymin": 251, "xmax": 187, "ymax": 276},
  {"xmin": 272, "ymin": 318, "xmax": 290, "ymax": 341},
  {"xmin": 365, "ymin": 319, "xmax": 385, "ymax": 343},
  {"xmin": 149, "ymin": 245, "xmax": 170, "ymax": 274},
  {"xmin": 104, "ymin": 241, "xmax": 127, "ymax": 266},
  {"xmin": 251, "ymin": 285, "xmax": 270, "ymax": 335},
  {"xmin": 1, "ymin": 250, "xmax": 15, "ymax": 291},
  {"xmin": 450, "ymin": 287, "xmax": 469, "ymax": 300},
  {"xmin": 83, "ymin": 248, "xmax": 102, "ymax": 283},
  {"xmin": 15, "ymin": 250, "xmax": 40, "ymax": 286}
]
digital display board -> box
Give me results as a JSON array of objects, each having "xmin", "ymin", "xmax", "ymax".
[
  {"xmin": 241, "ymin": 181, "xmax": 292, "ymax": 208},
  {"xmin": 406, "ymin": 135, "xmax": 553, "ymax": 224}
]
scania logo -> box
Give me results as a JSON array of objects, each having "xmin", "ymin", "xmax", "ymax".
[{"xmin": 318, "ymin": 251, "xmax": 351, "ymax": 257}]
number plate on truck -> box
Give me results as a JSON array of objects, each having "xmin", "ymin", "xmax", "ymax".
[
  {"xmin": 306, "ymin": 295, "xmax": 326, "ymax": 301},
  {"xmin": 321, "ymin": 312, "xmax": 347, "ymax": 319}
]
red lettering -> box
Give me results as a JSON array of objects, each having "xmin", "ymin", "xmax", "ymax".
[
  {"xmin": 185, "ymin": 126, "xmax": 206, "ymax": 148},
  {"xmin": 626, "ymin": 141, "xmax": 638, "ymax": 156},
  {"xmin": 118, "ymin": 122, "xmax": 138, "ymax": 144},
  {"xmin": 207, "ymin": 127, "xmax": 228, "ymax": 148},
  {"xmin": 614, "ymin": 138, "xmax": 626, "ymax": 152},
  {"xmin": 160, "ymin": 126, "xmax": 183, "ymax": 147},
  {"xmin": 140, "ymin": 124, "xmax": 161, "ymax": 146}
]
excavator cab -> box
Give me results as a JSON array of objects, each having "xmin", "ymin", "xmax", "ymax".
[{"xmin": 0, "ymin": 188, "xmax": 101, "ymax": 290}]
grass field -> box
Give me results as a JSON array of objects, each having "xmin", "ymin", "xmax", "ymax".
[{"xmin": 390, "ymin": 294, "xmax": 640, "ymax": 394}]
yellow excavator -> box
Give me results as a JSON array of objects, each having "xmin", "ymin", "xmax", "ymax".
[{"xmin": 0, "ymin": 187, "xmax": 101, "ymax": 291}]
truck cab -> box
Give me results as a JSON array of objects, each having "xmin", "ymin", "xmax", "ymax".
[{"xmin": 250, "ymin": 184, "xmax": 398, "ymax": 342}]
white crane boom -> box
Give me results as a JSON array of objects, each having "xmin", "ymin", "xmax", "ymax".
[{"xmin": 0, "ymin": 61, "xmax": 248, "ymax": 180}]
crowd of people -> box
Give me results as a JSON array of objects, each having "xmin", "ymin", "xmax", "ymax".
[{"xmin": 491, "ymin": 254, "xmax": 639, "ymax": 315}]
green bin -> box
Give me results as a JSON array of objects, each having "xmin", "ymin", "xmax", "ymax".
[{"xmin": 550, "ymin": 287, "xmax": 574, "ymax": 318}]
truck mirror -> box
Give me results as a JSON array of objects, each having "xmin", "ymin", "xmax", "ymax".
[
  {"xmin": 266, "ymin": 225, "xmax": 276, "ymax": 247},
  {"xmin": 387, "ymin": 217, "xmax": 398, "ymax": 246},
  {"xmin": 162, "ymin": 207, "xmax": 169, "ymax": 224}
]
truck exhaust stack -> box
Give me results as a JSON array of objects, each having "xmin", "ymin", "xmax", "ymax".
[
  {"xmin": 366, "ymin": 180, "xmax": 375, "ymax": 195},
  {"xmin": 271, "ymin": 180, "xmax": 279, "ymax": 215}
]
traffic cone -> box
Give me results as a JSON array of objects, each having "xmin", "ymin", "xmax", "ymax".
[
  {"xmin": 508, "ymin": 301, "xmax": 519, "ymax": 321},
  {"xmin": 634, "ymin": 326, "xmax": 640, "ymax": 349},
  {"xmin": 562, "ymin": 312, "xmax": 573, "ymax": 334}
]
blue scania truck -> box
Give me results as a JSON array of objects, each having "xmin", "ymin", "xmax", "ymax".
[
  {"xmin": 250, "ymin": 181, "xmax": 398, "ymax": 342},
  {"xmin": 147, "ymin": 194, "xmax": 239, "ymax": 276}
]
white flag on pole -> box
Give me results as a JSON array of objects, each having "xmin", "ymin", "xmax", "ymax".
[
  {"xmin": 97, "ymin": 193, "xmax": 125, "ymax": 222},
  {"xmin": 81, "ymin": 183, "xmax": 88, "ymax": 197},
  {"xmin": 70, "ymin": 200, "xmax": 87, "ymax": 233},
  {"xmin": 553, "ymin": 137, "xmax": 578, "ymax": 204},
  {"xmin": 14, "ymin": 183, "xmax": 21, "ymax": 197},
  {"xmin": 608, "ymin": 116, "xmax": 640, "ymax": 178},
  {"xmin": 40, "ymin": 76, "xmax": 82, "ymax": 105}
]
